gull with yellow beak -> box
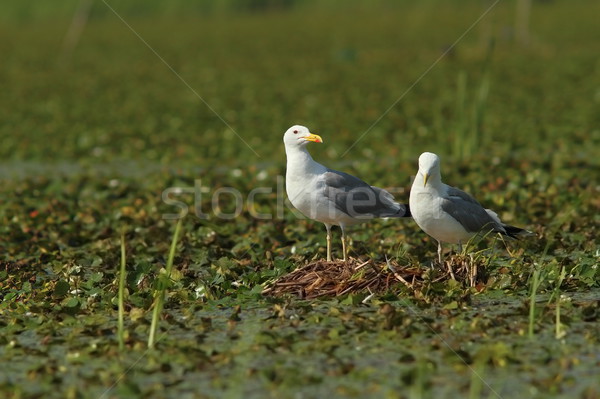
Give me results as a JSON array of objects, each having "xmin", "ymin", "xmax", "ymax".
[
  {"xmin": 409, "ymin": 152, "xmax": 532, "ymax": 264},
  {"xmin": 283, "ymin": 125, "xmax": 410, "ymax": 262}
]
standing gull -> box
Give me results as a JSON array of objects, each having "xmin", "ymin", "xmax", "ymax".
[
  {"xmin": 283, "ymin": 125, "xmax": 410, "ymax": 262},
  {"xmin": 409, "ymin": 152, "xmax": 531, "ymax": 264}
]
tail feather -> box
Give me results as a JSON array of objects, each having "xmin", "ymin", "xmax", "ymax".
[
  {"xmin": 403, "ymin": 203, "xmax": 411, "ymax": 218},
  {"xmin": 380, "ymin": 203, "xmax": 411, "ymax": 219},
  {"xmin": 370, "ymin": 185, "xmax": 411, "ymax": 218},
  {"xmin": 501, "ymin": 224, "xmax": 535, "ymax": 239}
]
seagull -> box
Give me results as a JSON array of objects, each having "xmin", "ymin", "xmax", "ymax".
[
  {"xmin": 283, "ymin": 125, "xmax": 410, "ymax": 262},
  {"xmin": 409, "ymin": 152, "xmax": 532, "ymax": 265}
]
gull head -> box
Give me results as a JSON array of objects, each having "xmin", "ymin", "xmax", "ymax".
[
  {"xmin": 283, "ymin": 125, "xmax": 323, "ymax": 147},
  {"xmin": 418, "ymin": 152, "xmax": 441, "ymax": 187}
]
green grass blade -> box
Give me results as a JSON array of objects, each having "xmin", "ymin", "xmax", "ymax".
[
  {"xmin": 555, "ymin": 265, "xmax": 566, "ymax": 339},
  {"xmin": 148, "ymin": 219, "xmax": 184, "ymax": 349},
  {"xmin": 148, "ymin": 292, "xmax": 164, "ymax": 349},
  {"xmin": 118, "ymin": 230, "xmax": 127, "ymax": 351},
  {"xmin": 165, "ymin": 218, "xmax": 183, "ymax": 277},
  {"xmin": 468, "ymin": 359, "xmax": 485, "ymax": 399},
  {"xmin": 528, "ymin": 268, "xmax": 541, "ymax": 339}
]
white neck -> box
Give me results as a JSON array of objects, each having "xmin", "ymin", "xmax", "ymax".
[
  {"xmin": 285, "ymin": 145, "xmax": 324, "ymax": 176},
  {"xmin": 414, "ymin": 170, "xmax": 444, "ymax": 191}
]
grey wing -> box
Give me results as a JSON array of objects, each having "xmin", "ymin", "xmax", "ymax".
[
  {"xmin": 446, "ymin": 186, "xmax": 482, "ymax": 206},
  {"xmin": 320, "ymin": 169, "xmax": 408, "ymax": 219},
  {"xmin": 441, "ymin": 186, "xmax": 505, "ymax": 233}
]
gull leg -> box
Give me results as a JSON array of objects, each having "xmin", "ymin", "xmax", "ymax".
[
  {"xmin": 437, "ymin": 240, "xmax": 444, "ymax": 265},
  {"xmin": 341, "ymin": 225, "xmax": 347, "ymax": 262},
  {"xmin": 325, "ymin": 223, "xmax": 332, "ymax": 262},
  {"xmin": 438, "ymin": 240, "xmax": 455, "ymax": 280}
]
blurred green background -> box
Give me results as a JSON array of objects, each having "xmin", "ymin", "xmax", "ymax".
[{"xmin": 2, "ymin": 0, "xmax": 598, "ymax": 173}]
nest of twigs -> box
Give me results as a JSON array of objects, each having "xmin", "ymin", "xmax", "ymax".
[
  {"xmin": 262, "ymin": 255, "xmax": 488, "ymax": 299},
  {"xmin": 440, "ymin": 253, "xmax": 490, "ymax": 288}
]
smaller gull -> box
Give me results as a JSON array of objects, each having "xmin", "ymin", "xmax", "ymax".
[
  {"xmin": 409, "ymin": 152, "xmax": 532, "ymax": 264},
  {"xmin": 284, "ymin": 125, "xmax": 410, "ymax": 262}
]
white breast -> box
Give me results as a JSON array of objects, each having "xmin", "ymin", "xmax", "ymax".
[{"xmin": 409, "ymin": 185, "xmax": 474, "ymax": 245}]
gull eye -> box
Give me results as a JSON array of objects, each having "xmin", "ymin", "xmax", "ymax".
[{"xmin": 293, "ymin": 130, "xmax": 298, "ymax": 134}]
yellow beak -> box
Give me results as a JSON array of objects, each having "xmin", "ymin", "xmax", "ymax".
[
  {"xmin": 423, "ymin": 173, "xmax": 429, "ymax": 187},
  {"xmin": 303, "ymin": 133, "xmax": 323, "ymax": 143}
]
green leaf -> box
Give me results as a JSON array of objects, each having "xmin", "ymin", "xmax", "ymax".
[
  {"xmin": 65, "ymin": 297, "xmax": 79, "ymax": 308},
  {"xmin": 443, "ymin": 301, "xmax": 458, "ymax": 310},
  {"xmin": 54, "ymin": 280, "xmax": 70, "ymax": 297}
]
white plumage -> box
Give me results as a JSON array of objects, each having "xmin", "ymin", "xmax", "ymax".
[
  {"xmin": 409, "ymin": 152, "xmax": 531, "ymax": 264},
  {"xmin": 284, "ymin": 125, "xmax": 409, "ymax": 261}
]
